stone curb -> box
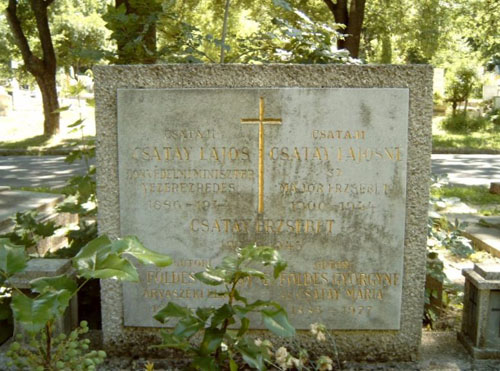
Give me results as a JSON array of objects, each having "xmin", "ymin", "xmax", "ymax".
[
  {"xmin": 0, "ymin": 148, "xmax": 74, "ymax": 156},
  {"xmin": 432, "ymin": 147, "xmax": 500, "ymax": 154}
]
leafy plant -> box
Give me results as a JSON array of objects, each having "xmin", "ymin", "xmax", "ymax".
[
  {"xmin": 154, "ymin": 244, "xmax": 294, "ymax": 370},
  {"xmin": 0, "ymin": 211, "xmax": 60, "ymax": 255},
  {"xmin": 6, "ymin": 321, "xmax": 106, "ymax": 371},
  {"xmin": 0, "ymin": 235, "xmax": 171, "ymax": 370}
]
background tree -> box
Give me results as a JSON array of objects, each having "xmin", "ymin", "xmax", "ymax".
[
  {"xmin": 5, "ymin": 0, "xmax": 60, "ymax": 136},
  {"xmin": 322, "ymin": 0, "xmax": 366, "ymax": 58},
  {"xmin": 103, "ymin": 0, "xmax": 161, "ymax": 64}
]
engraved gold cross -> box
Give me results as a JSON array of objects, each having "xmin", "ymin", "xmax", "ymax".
[{"xmin": 241, "ymin": 97, "xmax": 282, "ymax": 214}]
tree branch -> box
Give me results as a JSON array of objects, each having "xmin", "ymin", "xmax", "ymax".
[
  {"xmin": 5, "ymin": 0, "xmax": 41, "ymax": 73},
  {"xmin": 30, "ymin": 0, "xmax": 57, "ymax": 72}
]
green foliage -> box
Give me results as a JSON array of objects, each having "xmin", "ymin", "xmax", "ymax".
[
  {"xmin": 441, "ymin": 112, "xmax": 490, "ymax": 133},
  {"xmin": 1, "ymin": 235, "xmax": 171, "ymax": 368},
  {"xmin": 445, "ymin": 67, "xmax": 478, "ymax": 115},
  {"xmin": 154, "ymin": 244, "xmax": 293, "ymax": 370},
  {"xmin": 431, "ymin": 185, "xmax": 500, "ymax": 206},
  {"xmin": 103, "ymin": 0, "xmax": 162, "ymax": 64},
  {"xmin": 6, "ymin": 321, "xmax": 106, "ymax": 371},
  {"xmin": 0, "ymin": 211, "xmax": 61, "ymax": 254}
]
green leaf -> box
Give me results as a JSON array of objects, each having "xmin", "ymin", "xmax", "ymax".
[
  {"xmin": 196, "ymin": 307, "xmax": 215, "ymax": 321},
  {"xmin": 173, "ymin": 316, "xmax": 204, "ymax": 338},
  {"xmin": 119, "ymin": 236, "xmax": 172, "ymax": 267},
  {"xmin": 237, "ymin": 317, "xmax": 250, "ymax": 338},
  {"xmin": 154, "ymin": 302, "xmax": 192, "ymax": 324},
  {"xmin": 30, "ymin": 275, "xmax": 77, "ymax": 295},
  {"xmin": 239, "ymin": 268, "xmax": 265, "ymax": 279},
  {"xmin": 211, "ymin": 304, "xmax": 234, "ymax": 326},
  {"xmin": 11, "ymin": 290, "xmax": 72, "ymax": 334},
  {"xmin": 236, "ymin": 341, "xmax": 266, "ymax": 370},
  {"xmin": 229, "ymin": 358, "xmax": 238, "ymax": 371},
  {"xmin": 194, "ymin": 271, "xmax": 225, "ymax": 286},
  {"xmin": 155, "ymin": 330, "xmax": 191, "ymax": 351},
  {"xmin": 233, "ymin": 289, "xmax": 248, "ymax": 305},
  {"xmin": 52, "ymin": 105, "xmax": 70, "ymax": 113},
  {"xmin": 273, "ymin": 0, "xmax": 292, "ymax": 11},
  {"xmin": 261, "ymin": 308, "xmax": 295, "ymax": 337},
  {"xmin": 192, "ymin": 356, "xmax": 218, "ymax": 371},
  {"xmin": 67, "ymin": 118, "xmax": 85, "ymax": 128},
  {"xmin": 0, "ymin": 238, "xmax": 27, "ymax": 277},
  {"xmin": 200, "ymin": 327, "xmax": 224, "ymax": 355}
]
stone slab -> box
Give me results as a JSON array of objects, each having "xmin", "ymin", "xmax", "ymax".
[
  {"xmin": 474, "ymin": 264, "xmax": 500, "ymax": 280},
  {"xmin": 94, "ymin": 64, "xmax": 433, "ymax": 361},
  {"xmin": 0, "ymin": 190, "xmax": 63, "ymax": 230},
  {"xmin": 9, "ymin": 259, "xmax": 73, "ymax": 288},
  {"xmin": 118, "ymin": 87, "xmax": 409, "ymax": 330}
]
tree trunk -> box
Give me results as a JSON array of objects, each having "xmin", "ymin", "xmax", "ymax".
[
  {"xmin": 5, "ymin": 0, "xmax": 60, "ymax": 136},
  {"xmin": 323, "ymin": 0, "xmax": 366, "ymax": 58},
  {"xmin": 36, "ymin": 73, "xmax": 59, "ymax": 136}
]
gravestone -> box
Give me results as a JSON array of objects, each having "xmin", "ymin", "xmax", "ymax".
[{"xmin": 94, "ymin": 65, "xmax": 433, "ymax": 360}]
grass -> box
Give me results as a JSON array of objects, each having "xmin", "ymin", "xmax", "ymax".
[
  {"xmin": 12, "ymin": 186, "xmax": 72, "ymax": 194},
  {"xmin": 432, "ymin": 132, "xmax": 500, "ymax": 151},
  {"xmin": 0, "ymin": 97, "xmax": 95, "ymax": 151},
  {"xmin": 431, "ymin": 185, "xmax": 500, "ymax": 206},
  {"xmin": 431, "ymin": 114, "xmax": 500, "ymax": 152}
]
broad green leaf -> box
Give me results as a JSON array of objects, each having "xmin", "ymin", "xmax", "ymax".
[
  {"xmin": 119, "ymin": 236, "xmax": 172, "ymax": 267},
  {"xmin": 154, "ymin": 302, "xmax": 192, "ymax": 324},
  {"xmin": 30, "ymin": 275, "xmax": 77, "ymax": 294},
  {"xmin": 173, "ymin": 316, "xmax": 204, "ymax": 338},
  {"xmin": 236, "ymin": 341, "xmax": 266, "ymax": 370},
  {"xmin": 52, "ymin": 105, "xmax": 70, "ymax": 113},
  {"xmin": 273, "ymin": 260, "xmax": 287, "ymax": 279},
  {"xmin": 0, "ymin": 238, "xmax": 27, "ymax": 276},
  {"xmin": 211, "ymin": 304, "xmax": 234, "ymax": 326},
  {"xmin": 239, "ymin": 268, "xmax": 265, "ymax": 279},
  {"xmin": 192, "ymin": 356, "xmax": 217, "ymax": 371},
  {"xmin": 194, "ymin": 271, "xmax": 225, "ymax": 286},
  {"xmin": 237, "ymin": 317, "xmax": 250, "ymax": 338},
  {"xmin": 261, "ymin": 308, "xmax": 295, "ymax": 337},
  {"xmin": 154, "ymin": 330, "xmax": 191, "ymax": 351},
  {"xmin": 200, "ymin": 327, "xmax": 224, "ymax": 355},
  {"xmin": 196, "ymin": 307, "xmax": 215, "ymax": 321},
  {"xmin": 229, "ymin": 358, "xmax": 238, "ymax": 371},
  {"xmin": 81, "ymin": 252, "xmax": 138, "ymax": 281},
  {"xmin": 11, "ymin": 290, "xmax": 72, "ymax": 334}
]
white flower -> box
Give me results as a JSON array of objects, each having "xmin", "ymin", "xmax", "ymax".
[
  {"xmin": 316, "ymin": 331, "xmax": 326, "ymax": 342},
  {"xmin": 254, "ymin": 338, "xmax": 263, "ymax": 347},
  {"xmin": 317, "ymin": 355, "xmax": 333, "ymax": 371},
  {"xmin": 310, "ymin": 323, "xmax": 320, "ymax": 335},
  {"xmin": 275, "ymin": 347, "xmax": 289, "ymax": 369}
]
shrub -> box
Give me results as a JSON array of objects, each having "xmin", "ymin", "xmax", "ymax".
[{"xmin": 441, "ymin": 112, "xmax": 489, "ymax": 133}]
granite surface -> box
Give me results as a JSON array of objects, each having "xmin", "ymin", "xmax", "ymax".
[{"xmin": 94, "ymin": 64, "xmax": 433, "ymax": 360}]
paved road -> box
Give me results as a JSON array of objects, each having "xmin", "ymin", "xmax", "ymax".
[
  {"xmin": 431, "ymin": 154, "xmax": 500, "ymax": 186},
  {"xmin": 0, "ymin": 156, "xmax": 91, "ymax": 188},
  {"xmin": 0, "ymin": 154, "xmax": 498, "ymax": 188}
]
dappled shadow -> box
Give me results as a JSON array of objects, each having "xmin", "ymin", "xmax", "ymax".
[
  {"xmin": 0, "ymin": 134, "xmax": 51, "ymax": 149},
  {"xmin": 0, "ymin": 134, "xmax": 95, "ymax": 150},
  {"xmin": 432, "ymin": 154, "xmax": 500, "ymax": 186},
  {"xmin": 0, "ymin": 156, "xmax": 90, "ymax": 188}
]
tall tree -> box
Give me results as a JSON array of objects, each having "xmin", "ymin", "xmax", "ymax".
[
  {"xmin": 322, "ymin": 0, "xmax": 366, "ymax": 58},
  {"xmin": 5, "ymin": 0, "xmax": 60, "ymax": 136},
  {"xmin": 104, "ymin": 0, "xmax": 160, "ymax": 64}
]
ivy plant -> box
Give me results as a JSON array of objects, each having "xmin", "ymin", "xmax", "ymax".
[
  {"xmin": 154, "ymin": 244, "xmax": 294, "ymax": 370},
  {"xmin": 0, "ymin": 235, "xmax": 171, "ymax": 370}
]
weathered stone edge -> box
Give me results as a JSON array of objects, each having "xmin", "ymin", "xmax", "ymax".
[{"xmin": 94, "ymin": 64, "xmax": 433, "ymax": 361}]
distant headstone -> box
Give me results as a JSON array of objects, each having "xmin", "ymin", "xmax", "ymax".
[
  {"xmin": 459, "ymin": 264, "xmax": 500, "ymax": 358},
  {"xmin": 493, "ymin": 96, "xmax": 500, "ymax": 109},
  {"xmin": 94, "ymin": 65, "xmax": 433, "ymax": 360}
]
